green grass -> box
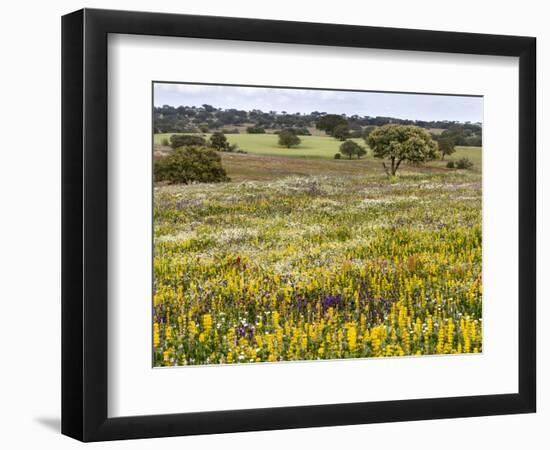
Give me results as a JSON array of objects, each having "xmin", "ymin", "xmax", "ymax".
[
  {"xmin": 155, "ymin": 133, "xmax": 365, "ymax": 160},
  {"xmin": 452, "ymin": 146, "xmax": 483, "ymax": 166},
  {"xmin": 154, "ymin": 133, "xmax": 482, "ymax": 178}
]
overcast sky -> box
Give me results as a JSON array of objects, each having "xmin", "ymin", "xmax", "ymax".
[{"xmin": 154, "ymin": 83, "xmax": 483, "ymax": 123}]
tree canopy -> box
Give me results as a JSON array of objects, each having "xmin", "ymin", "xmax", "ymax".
[
  {"xmin": 339, "ymin": 140, "xmax": 367, "ymax": 159},
  {"xmin": 209, "ymin": 131, "xmax": 229, "ymax": 151},
  {"xmin": 315, "ymin": 114, "xmax": 348, "ymax": 136},
  {"xmin": 154, "ymin": 146, "xmax": 230, "ymax": 184},
  {"xmin": 367, "ymin": 124, "xmax": 439, "ymax": 175},
  {"xmin": 332, "ymin": 124, "xmax": 351, "ymax": 141},
  {"xmin": 278, "ymin": 129, "xmax": 301, "ymax": 148}
]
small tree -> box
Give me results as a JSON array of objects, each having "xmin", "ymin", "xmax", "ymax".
[
  {"xmin": 334, "ymin": 153, "xmax": 342, "ymax": 160},
  {"xmin": 438, "ymin": 137, "xmax": 456, "ymax": 160},
  {"xmin": 367, "ymin": 124, "xmax": 439, "ymax": 176},
  {"xmin": 278, "ymin": 129, "xmax": 301, "ymax": 148},
  {"xmin": 209, "ymin": 131, "xmax": 229, "ymax": 151},
  {"xmin": 333, "ymin": 124, "xmax": 351, "ymax": 141},
  {"xmin": 154, "ymin": 146, "xmax": 230, "ymax": 184},
  {"xmin": 339, "ymin": 140, "xmax": 366, "ymax": 159},
  {"xmin": 170, "ymin": 134, "xmax": 206, "ymax": 149}
]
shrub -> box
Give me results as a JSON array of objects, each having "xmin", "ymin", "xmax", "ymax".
[
  {"xmin": 154, "ymin": 146, "xmax": 230, "ymax": 184},
  {"xmin": 170, "ymin": 134, "xmax": 206, "ymax": 149},
  {"xmin": 334, "ymin": 153, "xmax": 342, "ymax": 160},
  {"xmin": 446, "ymin": 161, "xmax": 456, "ymax": 169},
  {"xmin": 161, "ymin": 138, "xmax": 170, "ymax": 147},
  {"xmin": 456, "ymin": 157, "xmax": 474, "ymax": 170}
]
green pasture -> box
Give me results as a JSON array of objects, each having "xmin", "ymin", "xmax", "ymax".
[
  {"xmin": 155, "ymin": 133, "xmax": 366, "ymax": 160},
  {"xmin": 154, "ymin": 133, "xmax": 482, "ymax": 177}
]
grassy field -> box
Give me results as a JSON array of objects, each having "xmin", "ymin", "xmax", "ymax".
[
  {"xmin": 156, "ymin": 133, "xmax": 365, "ymax": 160},
  {"xmin": 153, "ymin": 135, "xmax": 483, "ymax": 365},
  {"xmin": 154, "ymin": 133, "xmax": 481, "ymax": 169}
]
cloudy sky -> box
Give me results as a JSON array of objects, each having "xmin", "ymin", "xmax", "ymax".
[{"xmin": 154, "ymin": 83, "xmax": 483, "ymax": 123}]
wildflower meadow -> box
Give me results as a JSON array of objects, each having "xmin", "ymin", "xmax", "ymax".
[{"xmin": 153, "ymin": 167, "xmax": 482, "ymax": 366}]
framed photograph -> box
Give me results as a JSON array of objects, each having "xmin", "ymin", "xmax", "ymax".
[{"xmin": 62, "ymin": 8, "xmax": 536, "ymax": 442}]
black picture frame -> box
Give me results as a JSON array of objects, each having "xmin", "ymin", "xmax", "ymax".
[{"xmin": 62, "ymin": 8, "xmax": 536, "ymax": 442}]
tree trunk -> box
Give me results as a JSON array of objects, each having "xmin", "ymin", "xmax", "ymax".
[{"xmin": 392, "ymin": 159, "xmax": 403, "ymax": 176}]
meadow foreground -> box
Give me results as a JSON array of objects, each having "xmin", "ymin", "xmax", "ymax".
[{"xmin": 153, "ymin": 165, "xmax": 482, "ymax": 366}]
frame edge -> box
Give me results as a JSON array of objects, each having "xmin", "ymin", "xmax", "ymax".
[
  {"xmin": 61, "ymin": 8, "xmax": 85, "ymax": 442},
  {"xmin": 61, "ymin": 8, "xmax": 537, "ymax": 442}
]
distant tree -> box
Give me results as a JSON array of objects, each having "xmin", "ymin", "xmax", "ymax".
[
  {"xmin": 154, "ymin": 146, "xmax": 230, "ymax": 184},
  {"xmin": 339, "ymin": 140, "xmax": 366, "ymax": 159},
  {"xmin": 334, "ymin": 153, "xmax": 342, "ymax": 160},
  {"xmin": 209, "ymin": 132, "xmax": 229, "ymax": 151},
  {"xmin": 316, "ymin": 114, "xmax": 348, "ymax": 136},
  {"xmin": 438, "ymin": 138, "xmax": 456, "ymax": 160},
  {"xmin": 446, "ymin": 160, "xmax": 456, "ymax": 169},
  {"xmin": 278, "ymin": 129, "xmax": 301, "ymax": 148},
  {"xmin": 333, "ymin": 124, "xmax": 351, "ymax": 141},
  {"xmin": 246, "ymin": 125, "xmax": 266, "ymax": 134},
  {"xmin": 202, "ymin": 104, "xmax": 216, "ymax": 112},
  {"xmin": 161, "ymin": 137, "xmax": 170, "ymax": 147},
  {"xmin": 367, "ymin": 124, "xmax": 439, "ymax": 176},
  {"xmin": 170, "ymin": 134, "xmax": 206, "ymax": 149}
]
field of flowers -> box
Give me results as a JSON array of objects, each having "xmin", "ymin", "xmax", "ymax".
[{"xmin": 153, "ymin": 168, "xmax": 482, "ymax": 366}]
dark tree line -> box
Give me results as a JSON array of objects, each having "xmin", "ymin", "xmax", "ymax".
[{"xmin": 154, "ymin": 104, "xmax": 482, "ymax": 146}]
